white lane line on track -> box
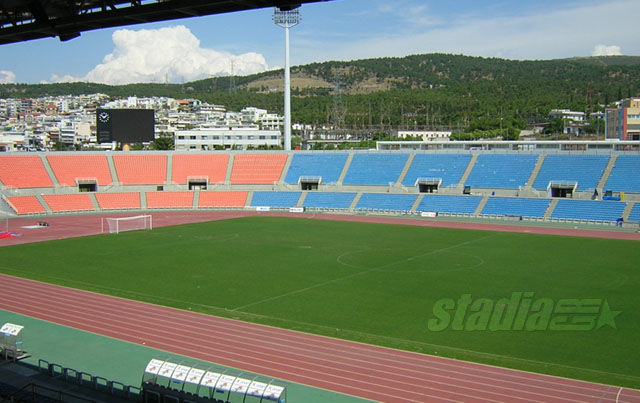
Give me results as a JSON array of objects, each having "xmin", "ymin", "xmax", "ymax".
[
  {"xmin": 0, "ymin": 294, "xmax": 537, "ymax": 403},
  {"xmin": 1, "ymin": 274, "xmax": 632, "ymax": 403},
  {"xmin": 0, "ymin": 301, "xmax": 495, "ymax": 403},
  {"xmin": 1, "ymin": 273, "xmax": 632, "ymax": 396},
  {"xmin": 2, "ymin": 272, "xmax": 637, "ymax": 392}
]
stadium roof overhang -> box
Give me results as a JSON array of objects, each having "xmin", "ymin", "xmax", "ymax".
[{"xmin": 0, "ymin": 0, "xmax": 331, "ymax": 46}]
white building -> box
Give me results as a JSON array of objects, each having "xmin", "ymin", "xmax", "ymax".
[
  {"xmin": 241, "ymin": 107, "xmax": 283, "ymax": 131},
  {"xmin": 0, "ymin": 132, "xmax": 25, "ymax": 152},
  {"xmin": 0, "ymin": 99, "xmax": 7, "ymax": 118},
  {"xmin": 175, "ymin": 124, "xmax": 281, "ymax": 151},
  {"xmin": 74, "ymin": 122, "xmax": 93, "ymax": 143},
  {"xmin": 548, "ymin": 109, "xmax": 585, "ymax": 123},
  {"xmin": 396, "ymin": 130, "xmax": 452, "ymax": 141}
]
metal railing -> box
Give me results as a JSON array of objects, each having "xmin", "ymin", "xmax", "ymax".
[{"xmin": 37, "ymin": 359, "xmax": 141, "ymax": 402}]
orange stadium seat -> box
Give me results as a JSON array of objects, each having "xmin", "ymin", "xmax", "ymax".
[
  {"xmin": 230, "ymin": 154, "xmax": 287, "ymax": 184},
  {"xmin": 146, "ymin": 192, "xmax": 194, "ymax": 209},
  {"xmin": 42, "ymin": 194, "xmax": 94, "ymax": 212},
  {"xmin": 171, "ymin": 154, "xmax": 229, "ymax": 184},
  {"xmin": 198, "ymin": 191, "xmax": 248, "ymax": 208},
  {"xmin": 95, "ymin": 192, "xmax": 141, "ymax": 210},
  {"xmin": 47, "ymin": 154, "xmax": 113, "ymax": 186},
  {"xmin": 113, "ymin": 154, "xmax": 167, "ymax": 185},
  {"xmin": 5, "ymin": 196, "xmax": 46, "ymax": 215},
  {"xmin": 0, "ymin": 155, "xmax": 53, "ymax": 188}
]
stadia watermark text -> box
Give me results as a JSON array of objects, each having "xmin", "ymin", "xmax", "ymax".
[{"xmin": 427, "ymin": 292, "xmax": 620, "ymax": 332}]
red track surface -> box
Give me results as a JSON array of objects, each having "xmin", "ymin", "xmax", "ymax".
[
  {"xmin": 1, "ymin": 211, "xmax": 640, "ymax": 402},
  {"xmin": 1, "ymin": 210, "xmax": 639, "ymax": 248},
  {"xmin": 1, "ymin": 274, "xmax": 639, "ymax": 402}
]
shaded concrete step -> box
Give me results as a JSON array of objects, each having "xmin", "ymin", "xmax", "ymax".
[{"xmin": 457, "ymin": 154, "xmax": 478, "ymax": 188}]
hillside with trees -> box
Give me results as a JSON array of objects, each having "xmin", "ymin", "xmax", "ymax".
[{"xmin": 2, "ymin": 54, "xmax": 638, "ymax": 131}]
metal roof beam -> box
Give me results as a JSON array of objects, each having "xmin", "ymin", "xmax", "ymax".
[{"xmin": 0, "ymin": 0, "xmax": 330, "ymax": 45}]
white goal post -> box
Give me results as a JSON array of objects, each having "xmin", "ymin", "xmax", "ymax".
[
  {"xmin": 102, "ymin": 215, "xmax": 152, "ymax": 234},
  {"xmin": 0, "ymin": 210, "xmax": 16, "ymax": 233}
]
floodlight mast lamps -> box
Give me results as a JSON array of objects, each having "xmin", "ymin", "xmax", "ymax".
[{"xmin": 273, "ymin": 7, "xmax": 300, "ymax": 151}]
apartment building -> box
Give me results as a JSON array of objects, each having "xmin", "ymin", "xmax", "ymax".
[{"xmin": 606, "ymin": 98, "xmax": 640, "ymax": 140}]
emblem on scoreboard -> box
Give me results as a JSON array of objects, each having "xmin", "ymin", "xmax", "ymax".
[{"xmin": 98, "ymin": 111, "xmax": 110, "ymax": 123}]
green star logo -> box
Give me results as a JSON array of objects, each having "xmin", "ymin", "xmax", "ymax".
[{"xmin": 596, "ymin": 300, "xmax": 621, "ymax": 330}]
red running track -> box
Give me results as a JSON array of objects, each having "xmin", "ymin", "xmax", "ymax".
[
  {"xmin": 1, "ymin": 274, "xmax": 639, "ymax": 403},
  {"xmin": 1, "ymin": 210, "xmax": 639, "ymax": 248}
]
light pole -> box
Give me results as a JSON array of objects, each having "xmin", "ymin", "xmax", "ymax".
[{"xmin": 273, "ymin": 7, "xmax": 300, "ymax": 151}]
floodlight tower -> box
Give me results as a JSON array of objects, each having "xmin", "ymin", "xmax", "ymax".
[{"xmin": 273, "ymin": 6, "xmax": 300, "ymax": 151}]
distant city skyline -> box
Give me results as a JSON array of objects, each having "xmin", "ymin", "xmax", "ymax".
[{"xmin": 0, "ymin": 0, "xmax": 638, "ymax": 85}]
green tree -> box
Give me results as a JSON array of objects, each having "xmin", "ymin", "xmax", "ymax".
[
  {"xmin": 53, "ymin": 141, "xmax": 71, "ymax": 151},
  {"xmin": 544, "ymin": 118, "xmax": 565, "ymax": 135},
  {"xmin": 584, "ymin": 118, "xmax": 605, "ymax": 135},
  {"xmin": 150, "ymin": 132, "xmax": 174, "ymax": 150}
]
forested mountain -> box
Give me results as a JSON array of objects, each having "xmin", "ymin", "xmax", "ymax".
[{"xmin": 2, "ymin": 54, "xmax": 639, "ymax": 129}]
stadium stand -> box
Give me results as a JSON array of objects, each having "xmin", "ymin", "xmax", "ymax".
[
  {"xmin": 342, "ymin": 154, "xmax": 409, "ymax": 185},
  {"xmin": 604, "ymin": 155, "xmax": 640, "ymax": 193},
  {"xmin": 95, "ymin": 192, "xmax": 141, "ymax": 210},
  {"xmin": 0, "ymin": 155, "xmax": 53, "ymax": 188},
  {"xmin": 465, "ymin": 154, "xmax": 538, "ymax": 189},
  {"xmin": 533, "ymin": 155, "xmax": 610, "ymax": 191},
  {"xmin": 3, "ymin": 150, "xmax": 639, "ymax": 229},
  {"xmin": 230, "ymin": 154, "xmax": 287, "ymax": 184},
  {"xmin": 284, "ymin": 153, "xmax": 348, "ymax": 184},
  {"xmin": 146, "ymin": 191, "xmax": 194, "ymax": 209},
  {"xmin": 481, "ymin": 197, "xmax": 551, "ymax": 218},
  {"xmin": 5, "ymin": 195, "xmax": 46, "ymax": 214},
  {"xmin": 171, "ymin": 154, "xmax": 229, "ymax": 184},
  {"xmin": 251, "ymin": 191, "xmax": 301, "ymax": 208},
  {"xmin": 42, "ymin": 194, "xmax": 94, "ymax": 212},
  {"xmin": 550, "ymin": 199, "xmax": 626, "ymax": 222},
  {"xmin": 198, "ymin": 191, "xmax": 248, "ymax": 208},
  {"xmin": 417, "ymin": 195, "xmax": 482, "ymax": 215},
  {"xmin": 113, "ymin": 154, "xmax": 167, "ymax": 185},
  {"xmin": 46, "ymin": 154, "xmax": 113, "ymax": 186},
  {"xmin": 402, "ymin": 154, "xmax": 471, "ymax": 187},
  {"xmin": 629, "ymin": 203, "xmax": 640, "ymax": 222},
  {"xmin": 303, "ymin": 192, "xmax": 356, "ymax": 210},
  {"xmin": 0, "ymin": 358, "xmax": 142, "ymax": 403},
  {"xmin": 355, "ymin": 193, "xmax": 417, "ymax": 212}
]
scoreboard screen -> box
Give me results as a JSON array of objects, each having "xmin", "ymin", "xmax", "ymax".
[{"xmin": 96, "ymin": 109, "xmax": 155, "ymax": 143}]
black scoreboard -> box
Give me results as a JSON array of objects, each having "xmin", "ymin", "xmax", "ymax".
[{"xmin": 96, "ymin": 109, "xmax": 155, "ymax": 143}]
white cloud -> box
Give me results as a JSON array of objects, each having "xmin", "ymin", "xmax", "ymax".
[
  {"xmin": 405, "ymin": 5, "xmax": 442, "ymax": 27},
  {"xmin": 0, "ymin": 70, "xmax": 16, "ymax": 84},
  {"xmin": 301, "ymin": 0, "xmax": 640, "ymax": 62},
  {"xmin": 53, "ymin": 25, "xmax": 269, "ymax": 85},
  {"xmin": 377, "ymin": 4, "xmax": 394, "ymax": 14},
  {"xmin": 50, "ymin": 74, "xmax": 80, "ymax": 83},
  {"xmin": 592, "ymin": 44, "xmax": 622, "ymax": 56}
]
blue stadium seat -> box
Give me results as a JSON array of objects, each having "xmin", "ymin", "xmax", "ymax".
[
  {"xmin": 303, "ymin": 192, "xmax": 356, "ymax": 209},
  {"xmin": 550, "ymin": 199, "xmax": 625, "ymax": 222},
  {"xmin": 417, "ymin": 195, "xmax": 481, "ymax": 215},
  {"xmin": 284, "ymin": 153, "xmax": 348, "ymax": 184},
  {"xmin": 355, "ymin": 193, "xmax": 417, "ymax": 211},
  {"xmin": 465, "ymin": 154, "xmax": 538, "ymax": 189},
  {"xmin": 343, "ymin": 154, "xmax": 409, "ymax": 185},
  {"xmin": 604, "ymin": 155, "xmax": 640, "ymax": 193},
  {"xmin": 481, "ymin": 197, "xmax": 551, "ymax": 218},
  {"xmin": 628, "ymin": 204, "xmax": 640, "ymax": 223},
  {"xmin": 533, "ymin": 155, "xmax": 609, "ymax": 191},
  {"xmin": 250, "ymin": 192, "xmax": 301, "ymax": 208},
  {"xmin": 402, "ymin": 154, "xmax": 471, "ymax": 187}
]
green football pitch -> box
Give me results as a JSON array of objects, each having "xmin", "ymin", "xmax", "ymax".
[{"xmin": 1, "ymin": 216, "xmax": 639, "ymax": 388}]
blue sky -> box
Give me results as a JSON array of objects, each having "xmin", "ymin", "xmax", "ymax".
[{"xmin": 0, "ymin": 0, "xmax": 638, "ymax": 84}]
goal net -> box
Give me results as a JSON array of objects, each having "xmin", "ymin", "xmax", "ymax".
[{"xmin": 102, "ymin": 215, "xmax": 152, "ymax": 234}]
